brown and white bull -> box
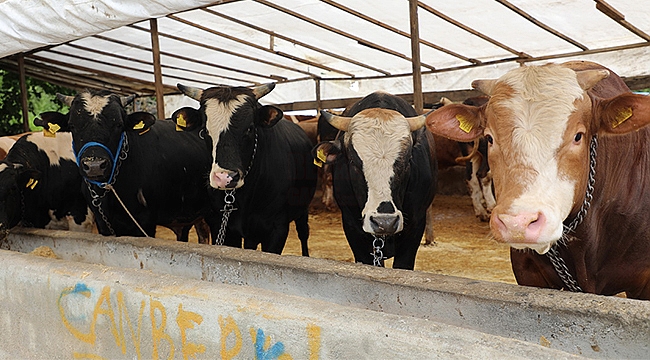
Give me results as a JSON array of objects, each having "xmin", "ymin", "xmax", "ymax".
[{"xmin": 426, "ymin": 60, "xmax": 650, "ymax": 299}]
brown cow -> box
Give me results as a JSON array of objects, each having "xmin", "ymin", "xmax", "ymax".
[
  {"xmin": 426, "ymin": 60, "xmax": 650, "ymax": 300},
  {"xmin": 0, "ymin": 132, "xmax": 32, "ymax": 160}
]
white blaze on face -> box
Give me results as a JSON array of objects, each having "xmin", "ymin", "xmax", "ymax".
[
  {"xmin": 81, "ymin": 93, "xmax": 109, "ymax": 117},
  {"xmin": 203, "ymin": 95, "xmax": 247, "ymax": 188},
  {"xmin": 25, "ymin": 132, "xmax": 75, "ymax": 166},
  {"xmin": 345, "ymin": 108, "xmax": 413, "ymax": 233},
  {"xmin": 492, "ymin": 64, "xmax": 585, "ymax": 253}
]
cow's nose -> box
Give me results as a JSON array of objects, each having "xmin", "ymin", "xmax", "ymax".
[
  {"xmin": 210, "ymin": 170, "xmax": 241, "ymax": 189},
  {"xmin": 81, "ymin": 158, "xmax": 109, "ymax": 179},
  {"xmin": 369, "ymin": 214, "xmax": 400, "ymax": 235},
  {"xmin": 491, "ymin": 211, "xmax": 546, "ymax": 243}
]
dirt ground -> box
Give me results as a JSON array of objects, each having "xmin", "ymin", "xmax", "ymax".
[{"xmin": 156, "ymin": 193, "xmax": 517, "ymax": 285}]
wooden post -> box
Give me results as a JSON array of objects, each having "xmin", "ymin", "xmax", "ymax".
[
  {"xmin": 315, "ymin": 78, "xmax": 322, "ymax": 111},
  {"xmin": 409, "ymin": 0, "xmax": 424, "ymax": 114},
  {"xmin": 17, "ymin": 53, "xmax": 30, "ymax": 132},
  {"xmin": 150, "ymin": 18, "xmax": 165, "ymax": 119}
]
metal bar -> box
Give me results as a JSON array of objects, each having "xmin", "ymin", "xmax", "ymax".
[
  {"xmin": 495, "ymin": 0, "xmax": 589, "ymax": 50},
  {"xmin": 93, "ymin": 34, "xmax": 268, "ymax": 83},
  {"xmin": 409, "ymin": 0, "xmax": 423, "ymax": 114},
  {"xmin": 417, "ymin": 2, "xmax": 530, "ymax": 58},
  {"xmin": 150, "ymin": 19, "xmax": 166, "ymax": 119},
  {"xmin": 202, "ymin": 8, "xmax": 390, "ymax": 75},
  {"xmin": 322, "ymin": 0, "xmax": 478, "ymax": 65},
  {"xmin": 255, "ymin": 0, "xmax": 436, "ymax": 71},
  {"xmin": 595, "ymin": 0, "xmax": 650, "ymax": 41},
  {"xmin": 165, "ymin": 15, "xmax": 347, "ymax": 77},
  {"xmin": 17, "ymin": 53, "xmax": 30, "ymax": 132}
]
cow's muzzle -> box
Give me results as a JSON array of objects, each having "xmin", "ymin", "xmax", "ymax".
[
  {"xmin": 80, "ymin": 156, "xmax": 111, "ymax": 181},
  {"xmin": 366, "ymin": 213, "xmax": 402, "ymax": 235},
  {"xmin": 210, "ymin": 170, "xmax": 241, "ymax": 190}
]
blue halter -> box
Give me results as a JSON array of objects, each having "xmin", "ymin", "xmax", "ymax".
[{"xmin": 73, "ymin": 132, "xmax": 126, "ymax": 188}]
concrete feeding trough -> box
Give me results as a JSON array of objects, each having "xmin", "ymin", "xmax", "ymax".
[{"xmin": 0, "ymin": 228, "xmax": 648, "ymax": 359}]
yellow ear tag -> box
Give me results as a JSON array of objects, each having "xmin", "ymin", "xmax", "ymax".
[
  {"xmin": 43, "ymin": 122, "xmax": 60, "ymax": 138},
  {"xmin": 26, "ymin": 178, "xmax": 38, "ymax": 190},
  {"xmin": 177, "ymin": 113, "xmax": 187, "ymax": 127},
  {"xmin": 132, "ymin": 121, "xmax": 145, "ymax": 130},
  {"xmin": 313, "ymin": 158, "xmax": 323, "ymax": 168},
  {"xmin": 317, "ymin": 148, "xmax": 327, "ymax": 163},
  {"xmin": 456, "ymin": 114, "xmax": 473, "ymax": 133},
  {"xmin": 612, "ymin": 107, "xmax": 633, "ymax": 129},
  {"xmin": 138, "ymin": 128, "xmax": 151, "ymax": 136},
  {"xmin": 176, "ymin": 125, "xmax": 183, "ymax": 132},
  {"xmin": 43, "ymin": 129, "xmax": 55, "ymax": 138}
]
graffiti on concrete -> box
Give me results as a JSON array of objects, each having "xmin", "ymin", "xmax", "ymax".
[{"xmin": 57, "ymin": 282, "xmax": 322, "ymax": 359}]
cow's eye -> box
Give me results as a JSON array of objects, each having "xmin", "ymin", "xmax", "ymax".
[
  {"xmin": 574, "ymin": 132, "xmax": 584, "ymax": 144},
  {"xmin": 485, "ymin": 134, "xmax": 493, "ymax": 145}
]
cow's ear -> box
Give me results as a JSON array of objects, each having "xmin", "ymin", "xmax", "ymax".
[
  {"xmin": 312, "ymin": 140, "xmax": 342, "ymax": 168},
  {"xmin": 597, "ymin": 93, "xmax": 650, "ymax": 135},
  {"xmin": 425, "ymin": 103, "xmax": 484, "ymax": 142},
  {"xmin": 15, "ymin": 166, "xmax": 41, "ymax": 191},
  {"xmin": 256, "ymin": 105, "xmax": 283, "ymax": 128},
  {"xmin": 171, "ymin": 107, "xmax": 203, "ymax": 132},
  {"xmin": 126, "ymin": 112, "xmax": 156, "ymax": 135},
  {"xmin": 35, "ymin": 111, "xmax": 69, "ymax": 136}
]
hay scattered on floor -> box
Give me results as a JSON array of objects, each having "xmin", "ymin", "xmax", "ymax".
[{"xmin": 30, "ymin": 246, "xmax": 58, "ymax": 259}]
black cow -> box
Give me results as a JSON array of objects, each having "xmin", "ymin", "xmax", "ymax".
[
  {"xmin": 57, "ymin": 90, "xmax": 217, "ymax": 242},
  {"xmin": 175, "ymin": 83, "xmax": 317, "ymax": 255},
  {"xmin": 0, "ymin": 126, "xmax": 93, "ymax": 238},
  {"xmin": 314, "ymin": 91, "xmax": 437, "ymax": 269}
]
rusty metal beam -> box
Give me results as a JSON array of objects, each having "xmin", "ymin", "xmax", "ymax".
[{"xmin": 150, "ymin": 19, "xmax": 166, "ymax": 119}]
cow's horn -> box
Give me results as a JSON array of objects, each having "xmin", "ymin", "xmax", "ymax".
[
  {"xmin": 576, "ymin": 69, "xmax": 610, "ymax": 90},
  {"xmin": 471, "ymin": 79, "xmax": 497, "ymax": 96},
  {"xmin": 56, "ymin": 93, "xmax": 74, "ymax": 106},
  {"xmin": 252, "ymin": 83, "xmax": 276, "ymax": 99},
  {"xmin": 320, "ymin": 110, "xmax": 351, "ymax": 132},
  {"xmin": 405, "ymin": 114, "xmax": 427, "ymax": 131},
  {"xmin": 177, "ymin": 83, "xmax": 204, "ymax": 101},
  {"xmin": 120, "ymin": 94, "xmax": 136, "ymax": 107}
]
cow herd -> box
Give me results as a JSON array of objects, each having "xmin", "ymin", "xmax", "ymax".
[{"xmin": 2, "ymin": 60, "xmax": 649, "ymax": 300}]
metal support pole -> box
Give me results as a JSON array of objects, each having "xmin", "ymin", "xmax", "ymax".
[
  {"xmin": 17, "ymin": 53, "xmax": 30, "ymax": 132},
  {"xmin": 409, "ymin": 0, "xmax": 424, "ymax": 114},
  {"xmin": 150, "ymin": 18, "xmax": 165, "ymax": 119}
]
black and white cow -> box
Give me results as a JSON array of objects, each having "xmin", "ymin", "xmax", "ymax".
[
  {"xmin": 57, "ymin": 90, "xmax": 217, "ymax": 242},
  {"xmin": 175, "ymin": 83, "xmax": 317, "ymax": 255},
  {"xmin": 314, "ymin": 92, "xmax": 438, "ymax": 269},
  {"xmin": 0, "ymin": 127, "xmax": 93, "ymax": 238}
]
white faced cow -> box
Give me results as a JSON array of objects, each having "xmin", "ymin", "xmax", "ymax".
[
  {"xmin": 426, "ymin": 61, "xmax": 650, "ymax": 299},
  {"xmin": 315, "ymin": 91, "xmax": 437, "ymax": 269}
]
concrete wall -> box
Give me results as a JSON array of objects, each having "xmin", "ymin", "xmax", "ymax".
[{"xmin": 1, "ymin": 228, "xmax": 648, "ymax": 359}]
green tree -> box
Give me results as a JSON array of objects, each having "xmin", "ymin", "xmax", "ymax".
[{"xmin": 0, "ymin": 69, "xmax": 75, "ymax": 136}]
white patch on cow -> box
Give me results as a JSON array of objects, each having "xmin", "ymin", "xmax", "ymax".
[
  {"xmin": 497, "ymin": 65, "xmax": 585, "ymax": 249},
  {"xmin": 67, "ymin": 208, "xmax": 95, "ymax": 233},
  {"xmin": 25, "ymin": 132, "xmax": 75, "ymax": 166},
  {"xmin": 0, "ymin": 164, "xmax": 8, "ymax": 172},
  {"xmin": 345, "ymin": 109, "xmax": 412, "ymax": 233},
  {"xmin": 82, "ymin": 92, "xmax": 109, "ymax": 117},
  {"xmin": 203, "ymin": 95, "xmax": 247, "ymax": 188},
  {"xmin": 44, "ymin": 210, "xmax": 69, "ymax": 230}
]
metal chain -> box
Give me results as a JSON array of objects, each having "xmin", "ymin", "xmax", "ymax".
[
  {"xmin": 85, "ymin": 134, "xmax": 130, "ymax": 236},
  {"xmin": 371, "ymin": 235, "xmax": 386, "ymax": 266},
  {"xmin": 215, "ymin": 190, "xmax": 237, "ymax": 245},
  {"xmin": 547, "ymin": 245, "xmax": 583, "ymax": 292},
  {"xmin": 213, "ymin": 130, "xmax": 257, "ymax": 246},
  {"xmin": 546, "ymin": 134, "xmax": 597, "ymax": 292},
  {"xmin": 564, "ymin": 135, "xmax": 597, "ymax": 233}
]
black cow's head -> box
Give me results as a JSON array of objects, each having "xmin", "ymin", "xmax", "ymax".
[
  {"xmin": 176, "ymin": 83, "xmax": 282, "ymax": 190},
  {"xmin": 57, "ymin": 90, "xmax": 152, "ymax": 185},
  {"xmin": 0, "ymin": 163, "xmax": 39, "ymax": 236},
  {"xmin": 315, "ymin": 108, "xmax": 427, "ymax": 235}
]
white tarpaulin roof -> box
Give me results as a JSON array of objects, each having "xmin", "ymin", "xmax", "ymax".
[{"xmin": 1, "ymin": 0, "xmax": 649, "ymax": 112}]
